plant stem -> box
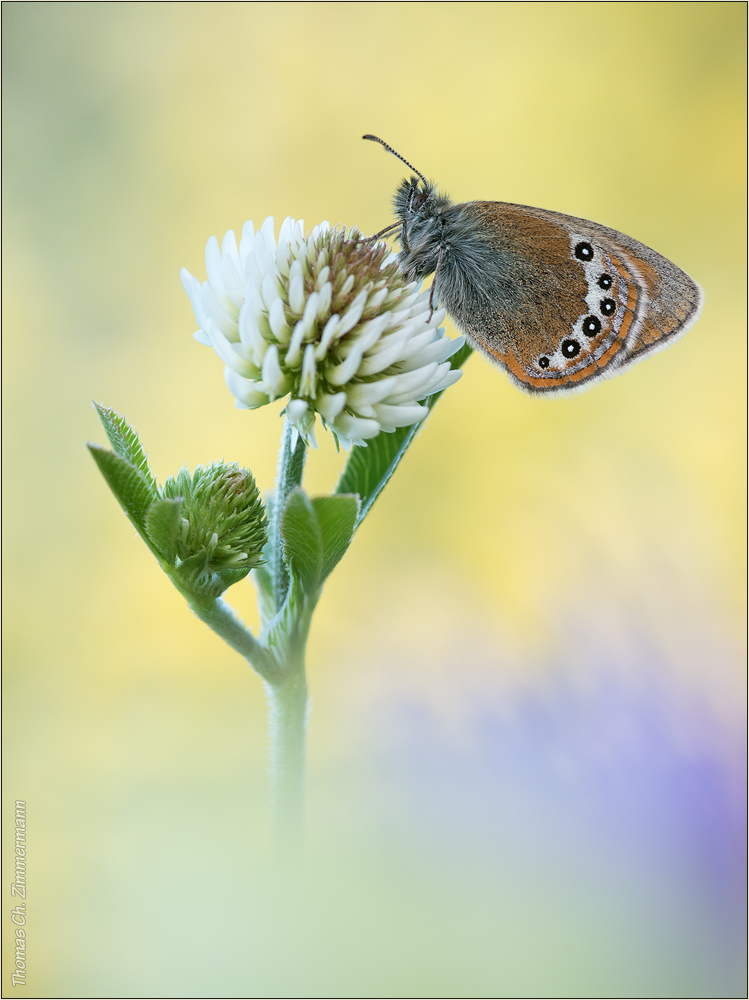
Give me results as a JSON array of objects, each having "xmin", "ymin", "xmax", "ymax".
[
  {"xmin": 188, "ymin": 596, "xmax": 278, "ymax": 682},
  {"xmin": 264, "ymin": 676, "xmax": 308, "ymax": 852},
  {"xmin": 263, "ymin": 418, "xmax": 312, "ymax": 852},
  {"xmin": 270, "ymin": 419, "xmax": 307, "ymax": 611},
  {"xmin": 263, "ymin": 622, "xmax": 310, "ymax": 853}
]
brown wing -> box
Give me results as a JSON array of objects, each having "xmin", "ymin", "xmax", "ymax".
[{"xmin": 440, "ymin": 201, "xmax": 702, "ymax": 395}]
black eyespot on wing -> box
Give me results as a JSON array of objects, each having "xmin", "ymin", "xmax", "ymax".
[
  {"xmin": 574, "ymin": 242, "xmax": 594, "ymax": 262},
  {"xmin": 538, "ymin": 356, "xmax": 550, "ymax": 369},
  {"xmin": 562, "ymin": 339, "xmax": 581, "ymax": 358},
  {"xmin": 598, "ymin": 274, "xmax": 613, "ymax": 290},
  {"xmin": 582, "ymin": 316, "xmax": 601, "ymax": 337},
  {"xmin": 600, "ymin": 298, "xmax": 616, "ymax": 316}
]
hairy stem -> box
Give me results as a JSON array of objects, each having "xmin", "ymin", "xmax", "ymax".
[
  {"xmin": 188, "ymin": 596, "xmax": 278, "ymax": 682},
  {"xmin": 270, "ymin": 419, "xmax": 307, "ymax": 611},
  {"xmin": 264, "ymin": 670, "xmax": 308, "ymax": 853}
]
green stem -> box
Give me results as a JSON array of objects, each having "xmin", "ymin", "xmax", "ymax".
[
  {"xmin": 262, "ymin": 418, "xmax": 312, "ymax": 851},
  {"xmin": 270, "ymin": 419, "xmax": 307, "ymax": 611},
  {"xmin": 188, "ymin": 595, "xmax": 278, "ymax": 683},
  {"xmin": 264, "ymin": 664, "xmax": 309, "ymax": 853}
]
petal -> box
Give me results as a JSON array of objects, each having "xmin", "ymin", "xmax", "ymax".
[
  {"xmin": 180, "ymin": 266, "xmax": 196, "ymax": 296},
  {"xmin": 181, "ymin": 272, "xmax": 211, "ymax": 330},
  {"xmin": 205, "ymin": 236, "xmax": 227, "ymax": 299},
  {"xmin": 444, "ymin": 334, "xmax": 466, "ymax": 358},
  {"xmin": 315, "ymin": 391, "xmax": 347, "ymax": 422},
  {"xmin": 336, "ymin": 289, "xmax": 368, "ymax": 336},
  {"xmin": 316, "ymin": 281, "xmax": 332, "ymax": 317},
  {"xmin": 262, "ymin": 272, "xmax": 281, "ymax": 310},
  {"xmin": 202, "ymin": 284, "xmax": 238, "ymax": 340},
  {"xmin": 221, "ymin": 248, "xmax": 245, "ymax": 307},
  {"xmin": 416, "ymin": 367, "xmax": 462, "ymax": 399},
  {"xmin": 338, "ymin": 314, "xmax": 390, "ymax": 359},
  {"xmin": 299, "ymin": 343, "xmax": 317, "ymax": 398},
  {"xmin": 288, "ymin": 260, "xmax": 305, "ymax": 315},
  {"xmin": 326, "ymin": 341, "xmax": 366, "ymax": 386},
  {"xmin": 276, "ymin": 217, "xmax": 294, "ymax": 277},
  {"xmin": 315, "ymin": 314, "xmax": 341, "ymax": 360},
  {"xmin": 337, "ymin": 274, "xmax": 355, "ymax": 300},
  {"xmin": 366, "ymin": 322, "xmax": 416, "ymax": 356},
  {"xmin": 260, "ymin": 216, "xmax": 276, "ymax": 254},
  {"xmin": 302, "ymin": 291, "xmax": 320, "ymax": 327},
  {"xmin": 391, "ymin": 325, "xmax": 441, "ymax": 362},
  {"xmin": 224, "ymin": 367, "xmax": 270, "ymax": 408},
  {"xmin": 388, "ymin": 364, "xmax": 461, "ymax": 404},
  {"xmin": 206, "ymin": 320, "xmax": 257, "ymax": 376},
  {"xmin": 261, "ymin": 344, "xmax": 291, "ymax": 400},
  {"xmin": 386, "ymin": 362, "xmax": 439, "ymax": 399},
  {"xmin": 372, "ymin": 402, "xmax": 428, "ymax": 427},
  {"xmin": 268, "ymin": 298, "xmax": 291, "ymax": 343},
  {"xmin": 357, "ymin": 339, "xmax": 412, "ymax": 376},
  {"xmin": 398, "ymin": 335, "xmax": 455, "ymax": 372},
  {"xmin": 285, "ymin": 319, "xmax": 307, "ymax": 368},
  {"xmin": 238, "ymin": 300, "xmax": 269, "ymax": 364},
  {"xmin": 331, "ymin": 412, "xmax": 381, "ymax": 440},
  {"xmin": 244, "ymin": 251, "xmax": 264, "ymax": 294},
  {"xmin": 366, "ymin": 286, "xmax": 389, "ymax": 311},
  {"xmin": 239, "ymin": 220, "xmax": 256, "ymax": 272},
  {"xmin": 221, "ymin": 230, "xmax": 241, "ymax": 274},
  {"xmin": 286, "ymin": 398, "xmax": 309, "ymax": 425},
  {"xmin": 345, "ymin": 375, "xmax": 399, "ymax": 406}
]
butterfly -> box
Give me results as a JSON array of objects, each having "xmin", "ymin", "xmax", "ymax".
[{"xmin": 364, "ymin": 134, "xmax": 703, "ymax": 395}]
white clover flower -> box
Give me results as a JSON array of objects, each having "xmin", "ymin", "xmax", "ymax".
[{"xmin": 181, "ymin": 217, "xmax": 464, "ymax": 449}]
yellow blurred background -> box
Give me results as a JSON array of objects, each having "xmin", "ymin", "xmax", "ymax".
[{"xmin": 3, "ymin": 3, "xmax": 745, "ymax": 996}]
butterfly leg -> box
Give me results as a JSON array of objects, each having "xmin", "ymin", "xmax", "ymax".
[
  {"xmin": 428, "ymin": 243, "xmax": 446, "ymax": 320},
  {"xmin": 400, "ymin": 220, "xmax": 410, "ymax": 255}
]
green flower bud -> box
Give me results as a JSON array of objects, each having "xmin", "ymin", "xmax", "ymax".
[{"xmin": 159, "ymin": 462, "xmax": 267, "ymax": 598}]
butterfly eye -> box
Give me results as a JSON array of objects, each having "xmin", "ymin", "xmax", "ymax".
[
  {"xmin": 538, "ymin": 356, "xmax": 550, "ymax": 369},
  {"xmin": 600, "ymin": 298, "xmax": 616, "ymax": 316},
  {"xmin": 411, "ymin": 191, "xmax": 427, "ymax": 210},
  {"xmin": 582, "ymin": 316, "xmax": 601, "ymax": 336},
  {"xmin": 598, "ymin": 274, "xmax": 613, "ymax": 290},
  {"xmin": 574, "ymin": 242, "xmax": 594, "ymax": 262},
  {"xmin": 562, "ymin": 339, "xmax": 581, "ymax": 358}
]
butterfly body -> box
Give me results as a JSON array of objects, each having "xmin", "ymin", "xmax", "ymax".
[{"xmin": 379, "ymin": 148, "xmax": 703, "ymax": 395}]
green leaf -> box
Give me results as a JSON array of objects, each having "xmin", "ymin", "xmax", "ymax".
[
  {"xmin": 280, "ymin": 488, "xmax": 323, "ymax": 594},
  {"xmin": 334, "ymin": 343, "xmax": 472, "ymax": 525},
  {"xmin": 252, "ymin": 565, "xmax": 277, "ymax": 628},
  {"xmin": 144, "ymin": 498, "xmax": 183, "ymax": 565},
  {"xmin": 259, "ymin": 573, "xmax": 304, "ymax": 661},
  {"xmin": 93, "ymin": 402, "xmax": 159, "ymax": 494},
  {"xmin": 171, "ymin": 552, "xmax": 252, "ymax": 600},
  {"xmin": 213, "ymin": 566, "xmax": 251, "ymax": 593},
  {"xmin": 171, "ymin": 550, "xmax": 210, "ymax": 595},
  {"xmin": 88, "ymin": 444, "xmax": 160, "ymax": 547},
  {"xmin": 312, "ymin": 494, "xmax": 360, "ymax": 581}
]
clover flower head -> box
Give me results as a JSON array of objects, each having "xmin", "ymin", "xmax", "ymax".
[
  {"xmin": 181, "ymin": 217, "xmax": 464, "ymax": 449},
  {"xmin": 161, "ymin": 461, "xmax": 267, "ymax": 597}
]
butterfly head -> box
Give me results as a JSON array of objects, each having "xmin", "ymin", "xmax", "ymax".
[
  {"xmin": 364, "ymin": 134, "xmax": 453, "ymax": 281},
  {"xmin": 393, "ymin": 174, "xmax": 445, "ymax": 220},
  {"xmin": 393, "ymin": 175, "xmax": 452, "ymax": 282}
]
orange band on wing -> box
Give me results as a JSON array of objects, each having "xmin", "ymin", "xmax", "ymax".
[
  {"xmin": 607, "ymin": 251, "xmax": 641, "ymax": 347},
  {"xmin": 483, "ymin": 248, "xmax": 642, "ymax": 391},
  {"xmin": 485, "ymin": 345, "xmax": 571, "ymax": 389}
]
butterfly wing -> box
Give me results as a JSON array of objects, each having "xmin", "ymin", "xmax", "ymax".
[{"xmin": 438, "ymin": 201, "xmax": 703, "ymax": 395}]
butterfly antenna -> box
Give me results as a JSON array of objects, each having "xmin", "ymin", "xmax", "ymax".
[{"xmin": 363, "ymin": 134, "xmax": 429, "ymax": 187}]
